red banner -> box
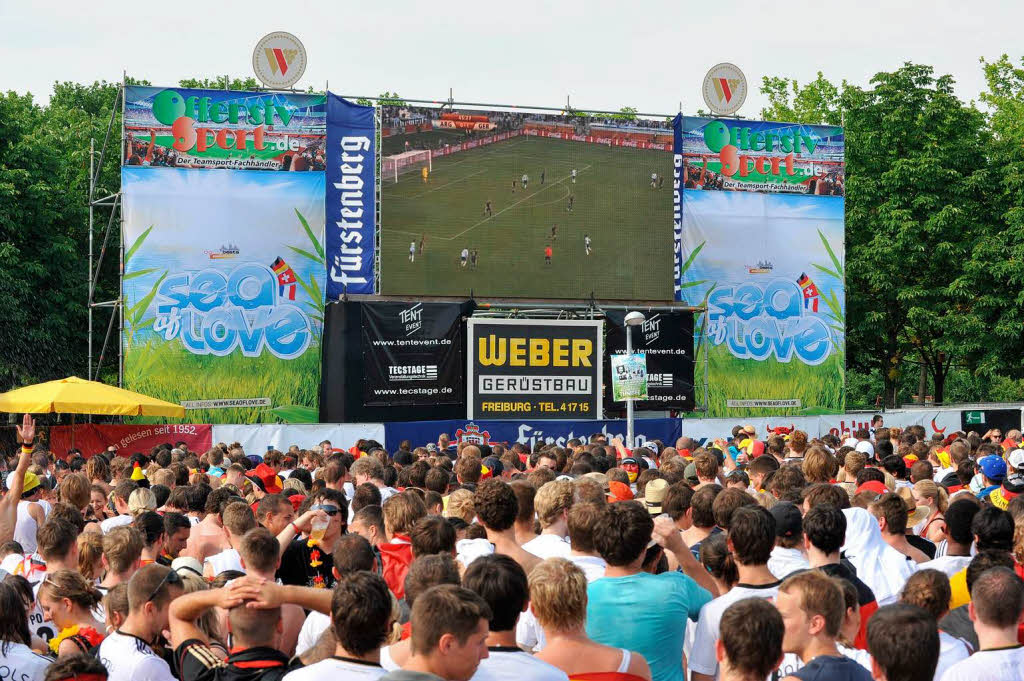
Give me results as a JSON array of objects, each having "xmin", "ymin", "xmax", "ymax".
[{"xmin": 48, "ymin": 424, "xmax": 212, "ymax": 458}]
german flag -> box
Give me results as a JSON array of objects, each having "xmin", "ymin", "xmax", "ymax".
[{"xmin": 271, "ymin": 257, "xmax": 297, "ymax": 301}]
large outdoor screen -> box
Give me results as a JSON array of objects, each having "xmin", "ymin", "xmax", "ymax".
[{"xmin": 379, "ymin": 105, "xmax": 674, "ymax": 300}]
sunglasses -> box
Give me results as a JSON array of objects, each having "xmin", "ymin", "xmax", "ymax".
[
  {"xmin": 314, "ymin": 504, "xmax": 341, "ymax": 517},
  {"xmin": 146, "ymin": 568, "xmax": 183, "ymax": 603}
]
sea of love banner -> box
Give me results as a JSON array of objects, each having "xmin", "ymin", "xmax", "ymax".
[
  {"xmin": 325, "ymin": 94, "xmax": 377, "ymax": 297},
  {"xmin": 123, "ymin": 86, "xmax": 325, "ymax": 171},
  {"xmin": 678, "ymin": 116, "xmax": 844, "ymax": 194},
  {"xmin": 121, "ymin": 167, "xmax": 326, "ymax": 424},
  {"xmin": 603, "ymin": 310, "xmax": 695, "ymax": 411},
  {"xmin": 467, "ymin": 319, "xmax": 603, "ymax": 420},
  {"xmin": 362, "ymin": 302, "xmax": 464, "ymax": 407}
]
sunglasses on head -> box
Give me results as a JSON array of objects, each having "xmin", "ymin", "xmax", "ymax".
[
  {"xmin": 314, "ymin": 504, "xmax": 340, "ymax": 516},
  {"xmin": 146, "ymin": 568, "xmax": 182, "ymax": 603}
]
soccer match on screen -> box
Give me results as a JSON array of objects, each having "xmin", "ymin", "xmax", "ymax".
[{"xmin": 379, "ymin": 106, "xmax": 675, "ymax": 300}]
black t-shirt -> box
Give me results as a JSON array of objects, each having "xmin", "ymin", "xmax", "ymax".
[
  {"xmin": 792, "ymin": 655, "xmax": 872, "ymax": 681},
  {"xmin": 276, "ymin": 537, "xmax": 335, "ymax": 589},
  {"xmin": 176, "ymin": 640, "xmax": 301, "ymax": 681},
  {"xmin": 906, "ymin": 533, "xmax": 936, "ymax": 559}
]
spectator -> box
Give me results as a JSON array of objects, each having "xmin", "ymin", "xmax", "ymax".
[
  {"xmin": 900, "ymin": 569, "xmax": 971, "ymax": 680},
  {"xmin": 522, "ymin": 481, "xmax": 573, "ymax": 559},
  {"xmin": 866, "ymin": 604, "xmax": 939, "ymax": 681},
  {"xmin": 767, "ymin": 503, "xmax": 810, "ymax": 579},
  {"xmin": 716, "ymin": 598, "xmax": 784, "ymax": 681}
]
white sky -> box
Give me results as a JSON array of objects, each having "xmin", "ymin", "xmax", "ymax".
[{"xmin": 1, "ymin": 0, "xmax": 1020, "ymax": 116}]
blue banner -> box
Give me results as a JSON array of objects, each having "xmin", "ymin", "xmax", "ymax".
[
  {"xmin": 384, "ymin": 418, "xmax": 681, "ymax": 452},
  {"xmin": 326, "ymin": 94, "xmax": 376, "ymax": 297}
]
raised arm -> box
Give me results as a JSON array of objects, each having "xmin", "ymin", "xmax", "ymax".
[
  {"xmin": 0, "ymin": 415, "xmax": 35, "ymax": 543},
  {"xmin": 652, "ymin": 514, "xmax": 719, "ymax": 598}
]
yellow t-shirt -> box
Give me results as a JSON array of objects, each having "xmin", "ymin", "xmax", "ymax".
[{"xmin": 949, "ymin": 567, "xmax": 970, "ymax": 610}]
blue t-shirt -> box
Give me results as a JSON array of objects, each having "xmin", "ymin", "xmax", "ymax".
[{"xmin": 586, "ymin": 571, "xmax": 711, "ymax": 681}]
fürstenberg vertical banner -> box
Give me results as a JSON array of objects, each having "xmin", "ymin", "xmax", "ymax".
[
  {"xmin": 674, "ymin": 114, "xmax": 845, "ymax": 417},
  {"xmin": 362, "ymin": 302, "xmax": 464, "ymax": 406},
  {"xmin": 326, "ymin": 94, "xmax": 376, "ymax": 297},
  {"xmin": 467, "ymin": 319, "xmax": 602, "ymax": 420}
]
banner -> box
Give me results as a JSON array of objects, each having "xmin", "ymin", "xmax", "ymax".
[
  {"xmin": 325, "ymin": 93, "xmax": 376, "ymax": 297},
  {"xmin": 467, "ymin": 319, "xmax": 603, "ymax": 420},
  {"xmin": 362, "ymin": 302, "xmax": 464, "ymax": 406},
  {"xmin": 604, "ymin": 311, "xmax": 695, "ymax": 410},
  {"xmin": 48, "ymin": 424, "xmax": 212, "ymax": 458},
  {"xmin": 384, "ymin": 418, "xmax": 680, "ymax": 452},
  {"xmin": 678, "ymin": 116, "xmax": 844, "ymax": 194},
  {"xmin": 121, "ymin": 167, "xmax": 326, "ymax": 424},
  {"xmin": 211, "ymin": 423, "xmax": 386, "ymax": 453},
  {"xmin": 123, "ymin": 86, "xmax": 325, "ymax": 171},
  {"xmin": 679, "ymin": 190, "xmax": 845, "ymax": 417},
  {"xmin": 611, "ymin": 354, "xmax": 647, "ymax": 401}
]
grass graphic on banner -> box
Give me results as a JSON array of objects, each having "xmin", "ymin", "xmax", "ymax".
[
  {"xmin": 123, "ymin": 209, "xmax": 324, "ymax": 424},
  {"xmin": 381, "ymin": 135, "xmax": 674, "ymax": 300}
]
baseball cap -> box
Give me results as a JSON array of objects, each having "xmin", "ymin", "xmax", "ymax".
[
  {"xmin": 172, "ymin": 556, "xmax": 204, "ymax": 579},
  {"xmin": 21, "ymin": 471, "xmax": 40, "ymax": 495},
  {"xmin": 607, "ymin": 481, "xmax": 634, "ymax": 503},
  {"xmin": 643, "ymin": 479, "xmax": 669, "ymax": 515},
  {"xmin": 979, "ymin": 455, "xmax": 1007, "ymax": 482},
  {"xmin": 426, "ymin": 443, "xmax": 437, "ymax": 453},
  {"xmin": 247, "ymin": 463, "xmax": 283, "ymax": 494},
  {"xmin": 855, "ymin": 441, "xmax": 875, "ymax": 457},
  {"xmin": 683, "ymin": 461, "xmax": 699, "ymax": 485},
  {"xmin": 1008, "ymin": 449, "xmax": 1024, "ymax": 471},
  {"xmin": 769, "ymin": 502, "xmax": 802, "ymax": 538},
  {"xmin": 855, "ymin": 480, "xmax": 888, "ymax": 496},
  {"xmin": 620, "ymin": 457, "xmax": 638, "ymax": 467}
]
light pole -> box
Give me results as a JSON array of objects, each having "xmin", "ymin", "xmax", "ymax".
[{"xmin": 623, "ymin": 311, "xmax": 646, "ymax": 449}]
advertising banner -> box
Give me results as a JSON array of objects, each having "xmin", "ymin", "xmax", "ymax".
[
  {"xmin": 610, "ymin": 354, "xmax": 648, "ymax": 401},
  {"xmin": 211, "ymin": 423, "xmax": 386, "ymax": 453},
  {"xmin": 467, "ymin": 319, "xmax": 603, "ymax": 420},
  {"xmin": 325, "ymin": 93, "xmax": 376, "ymax": 297},
  {"xmin": 48, "ymin": 424, "xmax": 212, "ymax": 458},
  {"xmin": 384, "ymin": 418, "xmax": 680, "ymax": 452},
  {"xmin": 121, "ymin": 167, "xmax": 326, "ymax": 424},
  {"xmin": 604, "ymin": 311, "xmax": 695, "ymax": 410},
  {"xmin": 678, "ymin": 116, "xmax": 844, "ymax": 194},
  {"xmin": 123, "ymin": 86, "xmax": 325, "ymax": 171},
  {"xmin": 679, "ymin": 190, "xmax": 845, "ymax": 416},
  {"xmin": 362, "ymin": 302, "xmax": 464, "ymax": 407}
]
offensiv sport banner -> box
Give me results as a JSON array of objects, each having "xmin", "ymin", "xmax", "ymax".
[
  {"xmin": 121, "ymin": 167, "xmax": 326, "ymax": 424},
  {"xmin": 362, "ymin": 302, "xmax": 464, "ymax": 407},
  {"xmin": 123, "ymin": 86, "xmax": 326, "ymax": 171},
  {"xmin": 467, "ymin": 319, "xmax": 602, "ymax": 420},
  {"xmin": 325, "ymin": 93, "xmax": 376, "ymax": 297},
  {"xmin": 604, "ymin": 310, "xmax": 695, "ymax": 411}
]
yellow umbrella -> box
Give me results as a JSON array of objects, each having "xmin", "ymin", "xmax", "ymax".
[{"xmin": 0, "ymin": 376, "xmax": 184, "ymax": 417}]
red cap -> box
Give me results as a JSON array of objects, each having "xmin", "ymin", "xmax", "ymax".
[
  {"xmin": 856, "ymin": 480, "xmax": 888, "ymax": 496},
  {"xmin": 247, "ymin": 463, "xmax": 283, "ymax": 494},
  {"xmin": 287, "ymin": 494, "xmax": 305, "ymax": 512},
  {"xmin": 607, "ymin": 480, "xmax": 634, "ymax": 503}
]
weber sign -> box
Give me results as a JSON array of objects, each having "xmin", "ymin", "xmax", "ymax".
[{"xmin": 467, "ymin": 319, "xmax": 602, "ymax": 420}]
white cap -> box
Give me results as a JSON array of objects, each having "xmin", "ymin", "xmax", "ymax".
[
  {"xmin": 1009, "ymin": 449, "xmax": 1024, "ymax": 471},
  {"xmin": 843, "ymin": 437, "xmax": 859, "ymax": 448},
  {"xmin": 855, "ymin": 441, "xmax": 875, "ymax": 457}
]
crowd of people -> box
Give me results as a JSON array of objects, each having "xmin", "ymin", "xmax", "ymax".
[{"xmin": 2, "ymin": 413, "xmax": 1024, "ymax": 681}]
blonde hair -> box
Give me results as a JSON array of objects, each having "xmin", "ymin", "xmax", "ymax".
[
  {"xmin": 180, "ymin": 575, "xmax": 225, "ymax": 647},
  {"xmin": 77, "ymin": 532, "xmax": 105, "ymax": 581},
  {"xmin": 528, "ymin": 558, "xmax": 587, "ymax": 632},
  {"xmin": 801, "ymin": 447, "xmax": 835, "ymax": 484},
  {"xmin": 912, "ymin": 479, "xmax": 948, "ymax": 513},
  {"xmin": 533, "ymin": 480, "xmax": 574, "ymax": 529},
  {"xmin": 127, "ymin": 488, "xmax": 157, "ymax": 516},
  {"xmin": 383, "ymin": 492, "xmax": 427, "ymax": 537},
  {"xmin": 444, "ymin": 489, "xmax": 475, "ymax": 524},
  {"xmin": 283, "ymin": 477, "xmax": 307, "ymax": 496}
]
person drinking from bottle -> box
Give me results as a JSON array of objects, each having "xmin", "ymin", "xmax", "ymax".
[{"xmin": 275, "ymin": 489, "xmax": 347, "ymax": 589}]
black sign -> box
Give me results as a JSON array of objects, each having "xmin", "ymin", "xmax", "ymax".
[
  {"xmin": 603, "ymin": 310, "xmax": 695, "ymax": 410},
  {"xmin": 467, "ymin": 319, "xmax": 602, "ymax": 420},
  {"xmin": 362, "ymin": 302, "xmax": 464, "ymax": 406}
]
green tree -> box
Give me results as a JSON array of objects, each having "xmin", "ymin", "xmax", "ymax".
[{"xmin": 759, "ymin": 72, "xmax": 844, "ymax": 125}]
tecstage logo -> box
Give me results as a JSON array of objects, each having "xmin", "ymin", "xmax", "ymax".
[{"xmin": 388, "ymin": 365, "xmax": 438, "ymax": 382}]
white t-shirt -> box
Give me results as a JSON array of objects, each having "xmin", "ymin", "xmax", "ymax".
[
  {"xmin": 295, "ymin": 610, "xmax": 331, "ymax": 657},
  {"xmin": 939, "ymin": 644, "xmax": 1024, "ymax": 681},
  {"xmin": 472, "ymin": 649, "xmax": 568, "ymax": 681},
  {"xmin": 461, "ymin": 249, "xmax": 470, "ymax": 260},
  {"xmin": 767, "ymin": 547, "xmax": 810, "ymax": 579},
  {"xmin": 204, "ymin": 547, "xmax": 244, "ymax": 577},
  {"xmin": 522, "ymin": 534, "xmax": 571, "ymax": 560},
  {"xmin": 100, "ymin": 514, "xmax": 134, "ymax": 534},
  {"xmin": 689, "ymin": 581, "xmax": 783, "ymax": 677},
  {"xmin": 283, "ymin": 656, "xmax": 386, "ymax": 680},
  {"xmin": 99, "ymin": 631, "xmax": 177, "ymax": 681},
  {"xmin": 918, "ymin": 555, "xmax": 973, "ymax": 578},
  {"xmin": 0, "ymin": 641, "xmax": 50, "ymax": 681},
  {"xmin": 935, "ymin": 631, "xmax": 972, "ymax": 681},
  {"xmin": 568, "ymin": 554, "xmax": 606, "ymax": 582}
]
